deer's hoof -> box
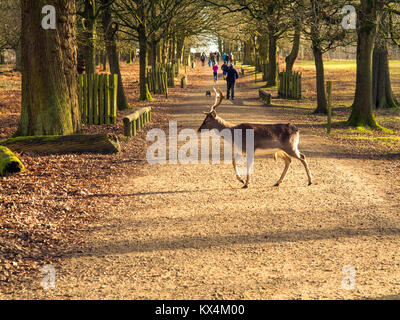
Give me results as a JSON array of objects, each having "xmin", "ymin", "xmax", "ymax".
[
  {"xmin": 308, "ymin": 182, "xmax": 312, "ymax": 186},
  {"xmin": 242, "ymin": 185, "xmax": 249, "ymax": 189},
  {"xmin": 273, "ymin": 183, "xmax": 280, "ymax": 187}
]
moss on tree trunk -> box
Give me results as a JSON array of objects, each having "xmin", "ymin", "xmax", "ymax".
[
  {"xmin": 1, "ymin": 134, "xmax": 120, "ymax": 155},
  {"xmin": 18, "ymin": 0, "xmax": 81, "ymax": 136}
]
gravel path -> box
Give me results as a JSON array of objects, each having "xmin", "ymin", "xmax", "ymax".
[{"xmin": 9, "ymin": 63, "xmax": 400, "ymax": 300}]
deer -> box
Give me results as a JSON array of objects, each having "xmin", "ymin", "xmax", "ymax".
[{"xmin": 198, "ymin": 88, "xmax": 312, "ymax": 189}]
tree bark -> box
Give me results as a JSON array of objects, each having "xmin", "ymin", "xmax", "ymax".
[
  {"xmin": 372, "ymin": 41, "xmax": 399, "ymax": 109},
  {"xmin": 347, "ymin": 0, "xmax": 380, "ymax": 128},
  {"xmin": 285, "ymin": 28, "xmax": 301, "ymax": 73},
  {"xmin": 101, "ymin": 1, "xmax": 129, "ymax": 110},
  {"xmin": 14, "ymin": 44, "xmax": 22, "ymax": 71},
  {"xmin": 258, "ymin": 34, "xmax": 269, "ymax": 81},
  {"xmin": 267, "ymin": 34, "xmax": 278, "ymax": 87},
  {"xmin": 138, "ymin": 24, "xmax": 152, "ymax": 101},
  {"xmin": 18, "ymin": 0, "xmax": 81, "ymax": 136},
  {"xmin": 1, "ymin": 134, "xmax": 120, "ymax": 154},
  {"xmin": 82, "ymin": 0, "xmax": 96, "ymax": 74},
  {"xmin": 312, "ymin": 43, "xmax": 328, "ymax": 114}
]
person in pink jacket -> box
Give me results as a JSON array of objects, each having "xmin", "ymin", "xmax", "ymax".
[{"xmin": 213, "ymin": 64, "xmax": 219, "ymax": 82}]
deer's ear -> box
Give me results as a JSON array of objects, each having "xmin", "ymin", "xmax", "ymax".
[{"xmin": 203, "ymin": 111, "xmax": 209, "ymax": 115}]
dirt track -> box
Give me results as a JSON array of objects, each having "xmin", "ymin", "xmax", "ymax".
[{"xmin": 6, "ymin": 63, "xmax": 400, "ymax": 300}]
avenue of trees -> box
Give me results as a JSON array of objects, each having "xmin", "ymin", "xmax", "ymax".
[
  {"xmin": 206, "ymin": 0, "xmax": 400, "ymax": 127},
  {"xmin": 1, "ymin": 0, "xmax": 400, "ymax": 137}
]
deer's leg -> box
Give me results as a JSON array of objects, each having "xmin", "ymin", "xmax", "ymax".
[
  {"xmin": 298, "ymin": 153, "xmax": 312, "ymax": 186},
  {"xmin": 233, "ymin": 157, "xmax": 245, "ymax": 185},
  {"xmin": 274, "ymin": 154, "xmax": 291, "ymax": 187},
  {"xmin": 285, "ymin": 149, "xmax": 313, "ymax": 186},
  {"xmin": 242, "ymin": 153, "xmax": 254, "ymax": 189}
]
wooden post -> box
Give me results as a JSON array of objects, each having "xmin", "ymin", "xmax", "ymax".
[
  {"xmin": 104, "ymin": 74, "xmax": 111, "ymax": 125},
  {"xmin": 93, "ymin": 74, "xmax": 99, "ymax": 125},
  {"xmin": 110, "ymin": 74, "xmax": 118, "ymax": 123},
  {"xmin": 326, "ymin": 81, "xmax": 332, "ymax": 134},
  {"xmin": 99, "ymin": 74, "xmax": 105, "ymax": 124},
  {"xmin": 83, "ymin": 74, "xmax": 88, "ymax": 123},
  {"xmin": 132, "ymin": 118, "xmax": 137, "ymax": 136},
  {"xmin": 123, "ymin": 118, "xmax": 132, "ymax": 138},
  {"xmin": 78, "ymin": 75, "xmax": 84, "ymax": 119},
  {"xmin": 88, "ymin": 74, "xmax": 94, "ymax": 124}
]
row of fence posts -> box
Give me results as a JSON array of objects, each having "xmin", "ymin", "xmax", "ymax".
[
  {"xmin": 78, "ymin": 59, "xmax": 193, "ymax": 127},
  {"xmin": 147, "ymin": 65, "xmax": 169, "ymax": 98},
  {"xmin": 278, "ymin": 70, "xmax": 302, "ymax": 100},
  {"xmin": 78, "ymin": 73, "xmax": 118, "ymax": 125},
  {"xmin": 147, "ymin": 63, "xmax": 180, "ymax": 96}
]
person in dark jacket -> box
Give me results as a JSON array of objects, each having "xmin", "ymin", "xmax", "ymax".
[{"xmin": 225, "ymin": 64, "xmax": 239, "ymax": 100}]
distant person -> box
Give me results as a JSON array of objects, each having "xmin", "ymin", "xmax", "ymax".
[
  {"xmin": 224, "ymin": 53, "xmax": 230, "ymax": 64},
  {"xmin": 221, "ymin": 61, "xmax": 228, "ymax": 80},
  {"xmin": 201, "ymin": 53, "xmax": 206, "ymax": 67},
  {"xmin": 230, "ymin": 53, "xmax": 234, "ymax": 64},
  {"xmin": 225, "ymin": 64, "xmax": 239, "ymax": 100},
  {"xmin": 213, "ymin": 63, "xmax": 219, "ymax": 82},
  {"xmin": 216, "ymin": 52, "xmax": 220, "ymax": 64},
  {"xmin": 222, "ymin": 52, "xmax": 226, "ymax": 63}
]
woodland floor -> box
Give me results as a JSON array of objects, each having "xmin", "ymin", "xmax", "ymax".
[{"xmin": 1, "ymin": 59, "xmax": 400, "ymax": 299}]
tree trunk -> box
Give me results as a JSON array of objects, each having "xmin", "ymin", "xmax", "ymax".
[
  {"xmin": 347, "ymin": 0, "xmax": 380, "ymax": 128},
  {"xmin": 138, "ymin": 25, "xmax": 152, "ymax": 101},
  {"xmin": 285, "ymin": 28, "xmax": 301, "ymax": 73},
  {"xmin": 1, "ymin": 134, "xmax": 120, "ymax": 154},
  {"xmin": 83, "ymin": 0, "xmax": 96, "ymax": 74},
  {"xmin": 150, "ymin": 39, "xmax": 157, "ymax": 69},
  {"xmin": 258, "ymin": 34, "xmax": 269, "ymax": 82},
  {"xmin": 372, "ymin": 41, "xmax": 399, "ymax": 109},
  {"xmin": 101, "ymin": 2, "xmax": 129, "ymax": 110},
  {"xmin": 161, "ymin": 39, "xmax": 167, "ymax": 65},
  {"xmin": 14, "ymin": 44, "xmax": 22, "ymax": 71},
  {"xmin": 267, "ymin": 34, "xmax": 278, "ymax": 87},
  {"xmin": 312, "ymin": 44, "xmax": 328, "ymax": 114},
  {"xmin": 176, "ymin": 36, "xmax": 185, "ymax": 66},
  {"xmin": 18, "ymin": 0, "xmax": 81, "ymax": 136}
]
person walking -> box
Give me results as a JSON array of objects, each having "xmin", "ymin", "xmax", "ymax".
[
  {"xmin": 225, "ymin": 53, "xmax": 230, "ymax": 64},
  {"xmin": 216, "ymin": 52, "xmax": 220, "ymax": 64},
  {"xmin": 213, "ymin": 63, "xmax": 219, "ymax": 83},
  {"xmin": 225, "ymin": 64, "xmax": 239, "ymax": 100},
  {"xmin": 201, "ymin": 53, "xmax": 206, "ymax": 67},
  {"xmin": 221, "ymin": 61, "xmax": 228, "ymax": 80}
]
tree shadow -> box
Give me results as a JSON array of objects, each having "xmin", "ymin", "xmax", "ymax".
[{"xmin": 65, "ymin": 226, "xmax": 400, "ymax": 258}]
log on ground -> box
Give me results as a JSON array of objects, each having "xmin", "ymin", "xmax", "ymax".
[
  {"xmin": 0, "ymin": 134, "xmax": 121, "ymax": 155},
  {"xmin": 0, "ymin": 146, "xmax": 25, "ymax": 177}
]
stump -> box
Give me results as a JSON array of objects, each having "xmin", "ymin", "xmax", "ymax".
[
  {"xmin": 0, "ymin": 134, "xmax": 121, "ymax": 155},
  {"xmin": 181, "ymin": 76, "xmax": 187, "ymax": 88},
  {"xmin": 259, "ymin": 89, "xmax": 272, "ymax": 106},
  {"xmin": 0, "ymin": 146, "xmax": 25, "ymax": 177}
]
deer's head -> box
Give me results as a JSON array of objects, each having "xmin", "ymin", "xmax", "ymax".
[{"xmin": 198, "ymin": 88, "xmax": 225, "ymax": 132}]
